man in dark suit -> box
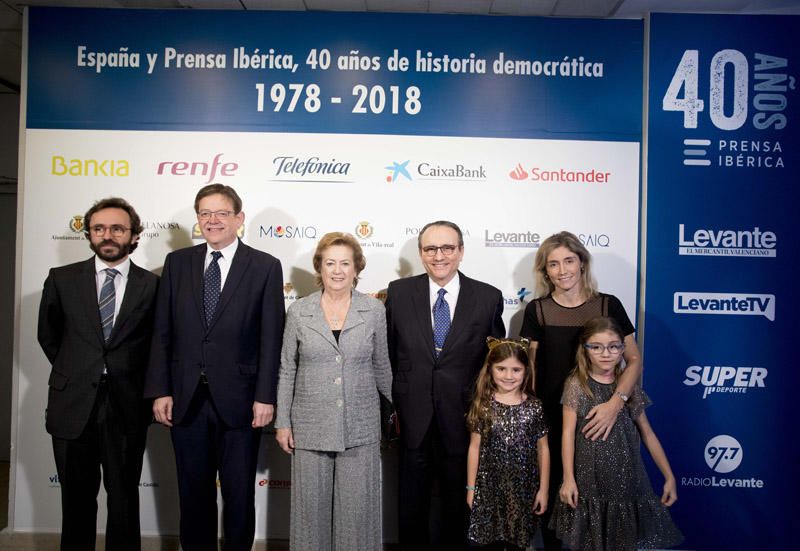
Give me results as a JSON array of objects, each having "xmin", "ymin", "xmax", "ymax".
[
  {"xmin": 38, "ymin": 197, "xmax": 158, "ymax": 551},
  {"xmin": 145, "ymin": 183, "xmax": 285, "ymax": 551},
  {"xmin": 386, "ymin": 220, "xmax": 505, "ymax": 549}
]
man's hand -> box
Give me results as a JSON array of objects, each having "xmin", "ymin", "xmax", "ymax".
[
  {"xmin": 252, "ymin": 401, "xmax": 274, "ymax": 428},
  {"xmin": 153, "ymin": 396, "xmax": 174, "ymax": 427}
]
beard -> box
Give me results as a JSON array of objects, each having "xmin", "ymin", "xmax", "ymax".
[{"xmin": 90, "ymin": 239, "xmax": 132, "ymax": 263}]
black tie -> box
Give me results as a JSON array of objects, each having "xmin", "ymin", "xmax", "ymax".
[{"xmin": 204, "ymin": 251, "xmax": 222, "ymax": 325}]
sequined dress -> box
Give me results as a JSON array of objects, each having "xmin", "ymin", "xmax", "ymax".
[
  {"xmin": 551, "ymin": 378, "xmax": 683, "ymax": 551},
  {"xmin": 468, "ymin": 396, "xmax": 548, "ymax": 548}
]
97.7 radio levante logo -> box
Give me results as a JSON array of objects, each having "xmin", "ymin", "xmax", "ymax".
[{"xmin": 661, "ymin": 49, "xmax": 794, "ymax": 169}]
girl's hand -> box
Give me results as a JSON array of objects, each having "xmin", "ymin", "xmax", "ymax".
[
  {"xmin": 559, "ymin": 479, "xmax": 579, "ymax": 509},
  {"xmin": 466, "ymin": 489, "xmax": 474, "ymax": 509},
  {"xmin": 661, "ymin": 477, "xmax": 678, "ymax": 506},
  {"xmin": 275, "ymin": 427, "xmax": 295, "ymax": 455},
  {"xmin": 533, "ymin": 488, "xmax": 548, "ymax": 515}
]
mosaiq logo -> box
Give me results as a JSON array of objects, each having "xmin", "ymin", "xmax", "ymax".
[
  {"xmin": 683, "ymin": 364, "xmax": 767, "ymax": 399},
  {"xmin": 678, "ymin": 223, "xmax": 776, "ymax": 257},
  {"xmin": 259, "ymin": 224, "xmax": 318, "ymax": 239},
  {"xmin": 673, "ymin": 292, "xmax": 775, "ymax": 321}
]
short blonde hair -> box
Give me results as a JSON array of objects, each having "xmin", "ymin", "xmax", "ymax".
[
  {"xmin": 312, "ymin": 232, "xmax": 366, "ymax": 288},
  {"xmin": 533, "ymin": 231, "xmax": 598, "ymax": 298}
]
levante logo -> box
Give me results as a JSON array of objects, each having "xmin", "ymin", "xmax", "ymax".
[
  {"xmin": 673, "ymin": 292, "xmax": 775, "ymax": 321},
  {"xmin": 681, "ymin": 434, "xmax": 765, "ymax": 490},
  {"xmin": 678, "ymin": 224, "xmax": 776, "ymax": 257}
]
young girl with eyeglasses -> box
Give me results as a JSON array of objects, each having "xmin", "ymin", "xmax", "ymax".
[
  {"xmin": 466, "ymin": 337, "xmax": 550, "ymax": 550},
  {"xmin": 552, "ymin": 317, "xmax": 682, "ymax": 551}
]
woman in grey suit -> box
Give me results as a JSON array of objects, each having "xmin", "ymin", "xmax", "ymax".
[{"xmin": 275, "ymin": 232, "xmax": 392, "ymax": 551}]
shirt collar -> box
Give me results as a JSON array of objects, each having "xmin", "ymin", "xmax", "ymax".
[
  {"xmin": 429, "ymin": 271, "xmax": 460, "ymax": 297},
  {"xmin": 206, "ymin": 238, "xmax": 239, "ymax": 260},
  {"xmin": 95, "ymin": 256, "xmax": 131, "ymax": 278}
]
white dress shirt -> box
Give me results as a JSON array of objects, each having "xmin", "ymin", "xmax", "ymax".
[
  {"xmin": 428, "ymin": 272, "xmax": 460, "ymax": 325},
  {"xmin": 205, "ymin": 239, "xmax": 239, "ymax": 290}
]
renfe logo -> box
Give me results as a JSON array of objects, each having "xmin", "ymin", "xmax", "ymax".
[
  {"xmin": 157, "ymin": 153, "xmax": 238, "ymax": 183},
  {"xmin": 678, "ymin": 224, "xmax": 776, "ymax": 257},
  {"xmin": 673, "ymin": 292, "xmax": 775, "ymax": 321}
]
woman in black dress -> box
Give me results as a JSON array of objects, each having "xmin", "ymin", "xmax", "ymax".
[{"xmin": 519, "ymin": 231, "xmax": 642, "ymax": 550}]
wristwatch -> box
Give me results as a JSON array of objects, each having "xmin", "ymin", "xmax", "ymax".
[{"xmin": 615, "ymin": 391, "xmax": 629, "ymax": 402}]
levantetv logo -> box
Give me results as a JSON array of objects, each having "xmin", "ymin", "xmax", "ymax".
[
  {"xmin": 678, "ymin": 224, "xmax": 776, "ymax": 257},
  {"xmin": 674, "ymin": 292, "xmax": 775, "ymax": 321}
]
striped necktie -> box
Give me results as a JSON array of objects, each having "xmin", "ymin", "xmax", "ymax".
[{"xmin": 99, "ymin": 268, "xmax": 119, "ymax": 342}]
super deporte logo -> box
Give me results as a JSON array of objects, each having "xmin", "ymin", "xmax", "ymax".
[{"xmin": 683, "ymin": 365, "xmax": 767, "ymax": 399}]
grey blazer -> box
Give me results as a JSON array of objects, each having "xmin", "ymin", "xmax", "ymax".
[{"xmin": 275, "ymin": 289, "xmax": 392, "ymax": 452}]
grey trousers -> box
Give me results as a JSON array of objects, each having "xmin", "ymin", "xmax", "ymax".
[{"xmin": 290, "ymin": 442, "xmax": 382, "ymax": 551}]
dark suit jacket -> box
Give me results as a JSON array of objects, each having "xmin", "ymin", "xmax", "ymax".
[
  {"xmin": 385, "ymin": 272, "xmax": 505, "ymax": 454},
  {"xmin": 144, "ymin": 241, "xmax": 285, "ymax": 428},
  {"xmin": 38, "ymin": 257, "xmax": 159, "ymax": 440}
]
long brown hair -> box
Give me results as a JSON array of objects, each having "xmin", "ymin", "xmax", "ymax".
[
  {"xmin": 467, "ymin": 337, "xmax": 535, "ymax": 434},
  {"xmin": 571, "ymin": 317, "xmax": 625, "ymax": 400}
]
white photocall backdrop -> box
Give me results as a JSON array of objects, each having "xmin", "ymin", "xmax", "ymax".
[{"xmin": 13, "ymin": 128, "xmax": 640, "ymax": 538}]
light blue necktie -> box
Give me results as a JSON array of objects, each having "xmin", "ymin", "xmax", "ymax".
[
  {"xmin": 204, "ymin": 251, "xmax": 222, "ymax": 325},
  {"xmin": 433, "ymin": 288, "xmax": 451, "ymax": 357},
  {"xmin": 99, "ymin": 268, "xmax": 119, "ymax": 342}
]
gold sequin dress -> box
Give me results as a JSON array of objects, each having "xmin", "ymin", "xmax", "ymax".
[
  {"xmin": 468, "ymin": 396, "xmax": 548, "ymax": 548},
  {"xmin": 551, "ymin": 378, "xmax": 683, "ymax": 550}
]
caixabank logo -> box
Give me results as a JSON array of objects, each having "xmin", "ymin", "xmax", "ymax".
[
  {"xmin": 681, "ymin": 435, "xmax": 765, "ymax": 490},
  {"xmin": 683, "ymin": 364, "xmax": 767, "ymax": 399}
]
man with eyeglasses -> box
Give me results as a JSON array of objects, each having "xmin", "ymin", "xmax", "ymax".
[
  {"xmin": 144, "ymin": 183, "xmax": 284, "ymax": 551},
  {"xmin": 385, "ymin": 220, "xmax": 505, "ymax": 548},
  {"xmin": 37, "ymin": 197, "xmax": 158, "ymax": 550}
]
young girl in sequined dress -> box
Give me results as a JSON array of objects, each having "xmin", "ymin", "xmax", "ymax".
[
  {"xmin": 552, "ymin": 317, "xmax": 682, "ymax": 551},
  {"xmin": 466, "ymin": 337, "xmax": 550, "ymax": 550}
]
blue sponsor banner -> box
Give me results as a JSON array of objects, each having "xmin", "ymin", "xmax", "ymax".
[
  {"xmin": 645, "ymin": 13, "xmax": 798, "ymax": 550},
  {"xmin": 26, "ymin": 7, "xmax": 642, "ymax": 140}
]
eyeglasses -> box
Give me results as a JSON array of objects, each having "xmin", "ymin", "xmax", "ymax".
[
  {"xmin": 584, "ymin": 343, "xmax": 625, "ymax": 355},
  {"xmin": 90, "ymin": 225, "xmax": 130, "ymax": 237},
  {"xmin": 487, "ymin": 337, "xmax": 530, "ymax": 350},
  {"xmin": 198, "ymin": 210, "xmax": 235, "ymax": 220},
  {"xmin": 420, "ymin": 245, "xmax": 460, "ymax": 257}
]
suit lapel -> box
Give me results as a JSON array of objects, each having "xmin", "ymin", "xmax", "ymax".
[
  {"xmin": 191, "ymin": 244, "xmax": 207, "ymax": 328},
  {"xmin": 441, "ymin": 272, "xmax": 474, "ymax": 356},
  {"xmin": 80, "ymin": 258, "xmax": 105, "ymax": 346},
  {"xmin": 301, "ymin": 291, "xmax": 339, "ymax": 350},
  {"xmin": 412, "ymin": 275, "xmax": 436, "ymax": 362},
  {"xmin": 207, "ymin": 242, "xmax": 250, "ymax": 332},
  {"xmin": 109, "ymin": 262, "xmax": 145, "ymax": 344}
]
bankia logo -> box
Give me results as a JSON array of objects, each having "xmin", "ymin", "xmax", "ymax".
[
  {"xmin": 51, "ymin": 156, "xmax": 129, "ymax": 177},
  {"xmin": 681, "ymin": 435, "xmax": 764, "ymax": 490},
  {"xmin": 269, "ymin": 156, "xmax": 352, "ymax": 183},
  {"xmin": 385, "ymin": 160, "xmax": 412, "ymax": 183},
  {"xmin": 678, "ymin": 224, "xmax": 776, "ymax": 257},
  {"xmin": 683, "ymin": 364, "xmax": 767, "ymax": 399},
  {"xmin": 484, "ymin": 229, "xmax": 540, "ymax": 248},
  {"xmin": 508, "ymin": 163, "xmax": 610, "ymax": 183},
  {"xmin": 157, "ymin": 153, "xmax": 239, "ymax": 183},
  {"xmin": 673, "ymin": 292, "xmax": 775, "ymax": 321}
]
